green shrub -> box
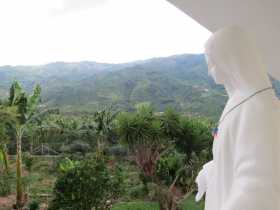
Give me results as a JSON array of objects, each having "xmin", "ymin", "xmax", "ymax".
[
  {"xmin": 23, "ymin": 152, "xmax": 35, "ymax": 172},
  {"xmin": 28, "ymin": 200, "xmax": 40, "ymax": 210},
  {"xmin": 48, "ymin": 156, "xmax": 124, "ymax": 210},
  {"xmin": 156, "ymin": 151, "xmax": 186, "ymax": 186},
  {"xmin": 127, "ymin": 184, "xmax": 147, "ymax": 199},
  {"xmin": 57, "ymin": 157, "xmax": 77, "ymax": 173}
]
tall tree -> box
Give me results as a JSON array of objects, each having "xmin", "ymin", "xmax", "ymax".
[
  {"xmin": 118, "ymin": 106, "xmax": 212, "ymax": 210},
  {"xmin": 176, "ymin": 117, "xmax": 213, "ymax": 161},
  {"xmin": 117, "ymin": 103, "xmax": 168, "ymax": 178},
  {"xmin": 6, "ymin": 81, "xmax": 41, "ymax": 208}
]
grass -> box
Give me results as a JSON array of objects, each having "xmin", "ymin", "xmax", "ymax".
[
  {"xmin": 180, "ymin": 195, "xmax": 204, "ymax": 210},
  {"xmin": 112, "ymin": 201, "xmax": 159, "ymax": 210},
  {"xmin": 3, "ymin": 156, "xmax": 57, "ymax": 206},
  {"xmin": 112, "ymin": 195, "xmax": 204, "ymax": 210}
]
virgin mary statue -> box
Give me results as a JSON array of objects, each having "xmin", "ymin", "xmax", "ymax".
[{"xmin": 195, "ymin": 26, "xmax": 280, "ymax": 210}]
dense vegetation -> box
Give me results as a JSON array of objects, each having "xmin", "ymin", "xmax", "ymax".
[{"xmin": 0, "ymin": 81, "xmax": 214, "ymax": 210}]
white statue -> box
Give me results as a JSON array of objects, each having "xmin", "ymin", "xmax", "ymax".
[{"xmin": 195, "ymin": 26, "xmax": 280, "ymax": 210}]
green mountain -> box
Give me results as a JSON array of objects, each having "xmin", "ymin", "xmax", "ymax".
[{"xmin": 0, "ymin": 54, "xmax": 229, "ymax": 119}]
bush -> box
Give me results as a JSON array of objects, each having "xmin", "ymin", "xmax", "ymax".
[
  {"xmin": 28, "ymin": 200, "xmax": 40, "ymax": 210},
  {"xmin": 156, "ymin": 151, "xmax": 186, "ymax": 186},
  {"xmin": 0, "ymin": 173, "xmax": 12, "ymax": 196},
  {"xmin": 127, "ymin": 184, "xmax": 147, "ymax": 199},
  {"xmin": 48, "ymin": 155, "xmax": 124, "ymax": 210},
  {"xmin": 57, "ymin": 157, "xmax": 78, "ymax": 173},
  {"xmin": 23, "ymin": 152, "xmax": 35, "ymax": 172}
]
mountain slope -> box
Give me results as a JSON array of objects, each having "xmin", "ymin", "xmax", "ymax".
[{"xmin": 0, "ymin": 54, "xmax": 229, "ymax": 119}]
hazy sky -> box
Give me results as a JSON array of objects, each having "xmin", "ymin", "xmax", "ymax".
[{"xmin": 0, "ymin": 0, "xmax": 211, "ymax": 66}]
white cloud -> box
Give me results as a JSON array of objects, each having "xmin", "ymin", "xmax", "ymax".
[{"xmin": 0, "ymin": 0, "xmax": 211, "ymax": 66}]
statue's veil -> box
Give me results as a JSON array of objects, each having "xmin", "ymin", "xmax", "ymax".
[{"xmin": 205, "ymin": 26, "xmax": 272, "ymax": 96}]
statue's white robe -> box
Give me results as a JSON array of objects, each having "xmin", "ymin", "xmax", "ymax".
[{"xmin": 197, "ymin": 90, "xmax": 280, "ymax": 210}]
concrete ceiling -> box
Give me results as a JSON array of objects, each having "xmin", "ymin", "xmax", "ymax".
[{"xmin": 167, "ymin": 0, "xmax": 280, "ymax": 79}]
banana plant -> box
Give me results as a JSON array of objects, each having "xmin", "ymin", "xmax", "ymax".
[
  {"xmin": 5, "ymin": 81, "xmax": 41, "ymax": 208},
  {"xmin": 89, "ymin": 106, "xmax": 119, "ymax": 155}
]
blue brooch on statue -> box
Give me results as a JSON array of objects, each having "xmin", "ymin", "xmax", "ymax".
[{"xmin": 212, "ymin": 127, "xmax": 218, "ymax": 139}]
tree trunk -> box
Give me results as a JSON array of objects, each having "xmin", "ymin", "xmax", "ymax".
[
  {"xmin": 16, "ymin": 127, "xmax": 24, "ymax": 208},
  {"xmin": 157, "ymin": 185, "xmax": 181, "ymax": 210},
  {"xmin": 96, "ymin": 136, "xmax": 104, "ymax": 156},
  {"xmin": 2, "ymin": 146, "xmax": 9, "ymax": 173}
]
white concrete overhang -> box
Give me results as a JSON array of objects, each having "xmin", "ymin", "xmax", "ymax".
[{"xmin": 167, "ymin": 0, "xmax": 280, "ymax": 80}]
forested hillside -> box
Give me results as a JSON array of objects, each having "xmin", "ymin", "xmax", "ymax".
[{"xmin": 0, "ymin": 54, "xmax": 230, "ymax": 119}]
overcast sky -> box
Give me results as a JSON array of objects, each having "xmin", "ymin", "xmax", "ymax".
[{"xmin": 0, "ymin": 0, "xmax": 211, "ymax": 66}]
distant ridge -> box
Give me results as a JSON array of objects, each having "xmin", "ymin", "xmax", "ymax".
[{"xmin": 0, "ymin": 54, "xmax": 230, "ymax": 119}]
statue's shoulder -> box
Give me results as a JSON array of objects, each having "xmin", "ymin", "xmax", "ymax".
[{"xmin": 241, "ymin": 93, "xmax": 280, "ymax": 124}]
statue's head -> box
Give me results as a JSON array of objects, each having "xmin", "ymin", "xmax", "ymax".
[
  {"xmin": 204, "ymin": 51, "xmax": 228, "ymax": 85},
  {"xmin": 204, "ymin": 26, "xmax": 271, "ymax": 94}
]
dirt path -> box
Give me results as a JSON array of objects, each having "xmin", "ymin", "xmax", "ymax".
[{"xmin": 0, "ymin": 194, "xmax": 15, "ymax": 210}]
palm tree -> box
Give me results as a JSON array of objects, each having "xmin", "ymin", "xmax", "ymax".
[
  {"xmin": 117, "ymin": 103, "xmax": 168, "ymax": 178},
  {"xmin": 176, "ymin": 117, "xmax": 212, "ymax": 161},
  {"xmin": 159, "ymin": 107, "xmax": 182, "ymax": 142},
  {"xmin": 118, "ymin": 106, "xmax": 212, "ymax": 210}
]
